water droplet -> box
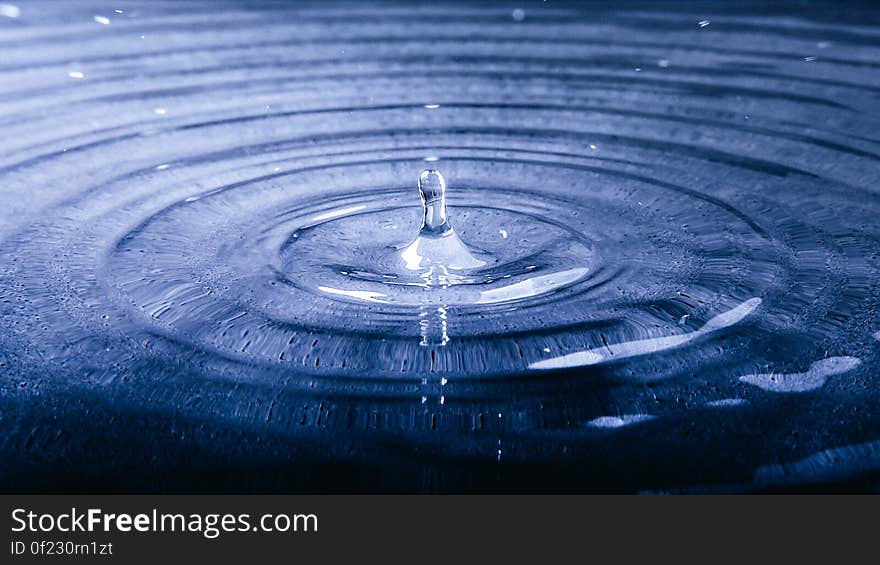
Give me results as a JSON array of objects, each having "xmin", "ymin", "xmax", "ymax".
[
  {"xmin": 399, "ymin": 170, "xmax": 488, "ymax": 272},
  {"xmin": 94, "ymin": 15, "xmax": 110, "ymax": 25},
  {"xmin": 418, "ymin": 170, "xmax": 449, "ymax": 234},
  {"xmin": 512, "ymin": 8, "xmax": 525, "ymax": 21},
  {"xmin": 263, "ymin": 168, "xmax": 591, "ymax": 349}
]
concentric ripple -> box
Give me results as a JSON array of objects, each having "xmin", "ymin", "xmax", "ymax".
[
  {"xmin": 101, "ymin": 154, "xmax": 780, "ymax": 376},
  {"xmin": 2, "ymin": 1, "xmax": 880, "ymax": 492}
]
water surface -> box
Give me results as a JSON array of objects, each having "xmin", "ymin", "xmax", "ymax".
[{"xmin": 1, "ymin": 0, "xmax": 879, "ymax": 492}]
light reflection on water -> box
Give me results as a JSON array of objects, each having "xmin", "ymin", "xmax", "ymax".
[{"xmin": 0, "ymin": 1, "xmax": 879, "ymax": 492}]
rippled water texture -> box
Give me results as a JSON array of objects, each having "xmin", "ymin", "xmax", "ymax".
[{"xmin": 2, "ymin": 1, "xmax": 880, "ymax": 492}]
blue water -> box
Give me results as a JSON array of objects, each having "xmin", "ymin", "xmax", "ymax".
[{"xmin": 1, "ymin": 0, "xmax": 880, "ymax": 492}]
